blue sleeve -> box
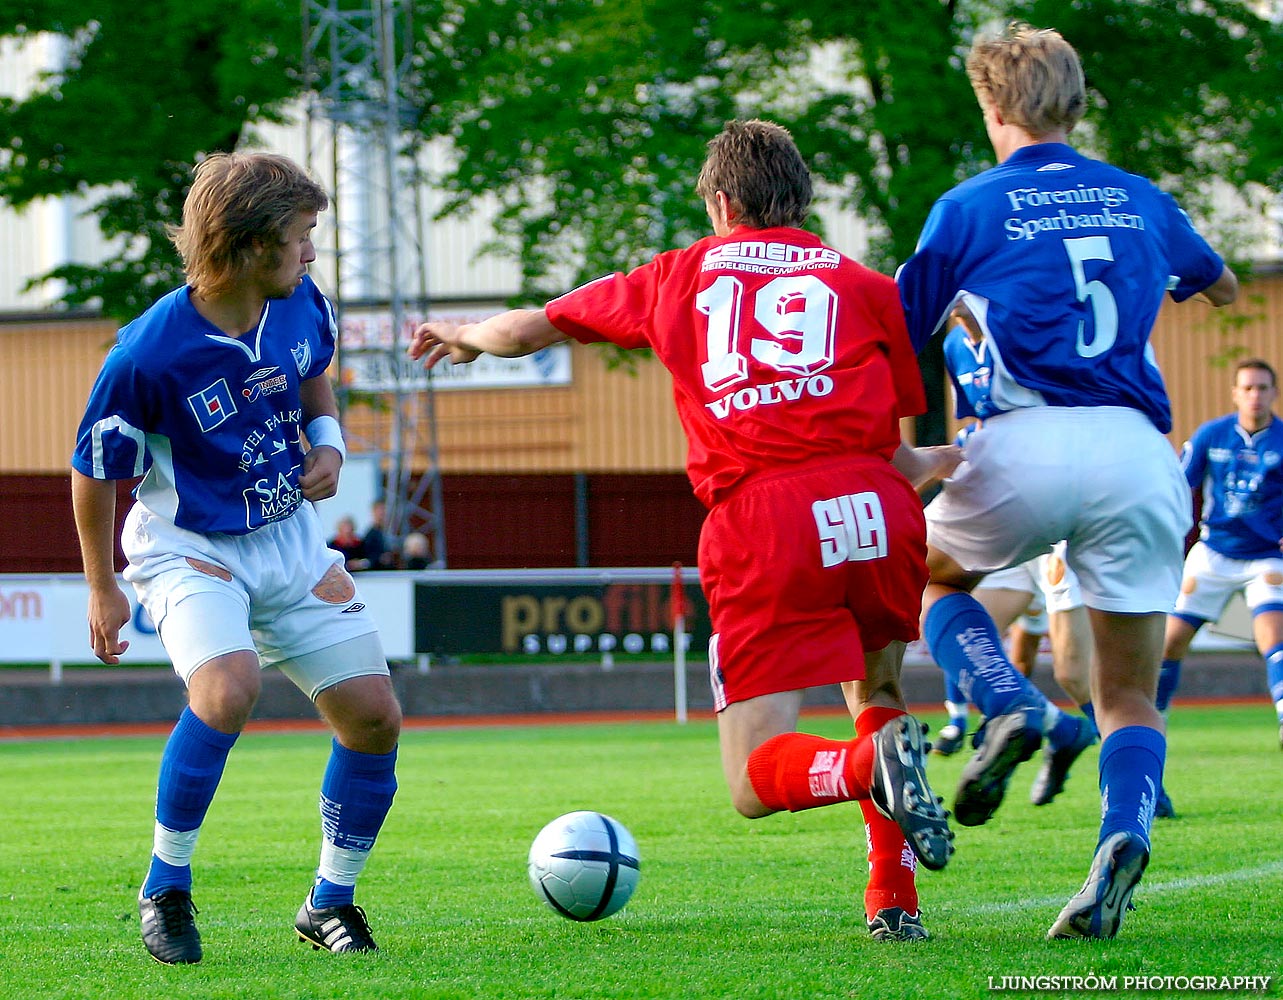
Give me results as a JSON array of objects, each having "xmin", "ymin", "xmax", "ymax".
[
  {"xmin": 897, "ymin": 200, "xmax": 963, "ymax": 352},
  {"xmin": 1157, "ymin": 194, "xmax": 1226, "ymax": 303},
  {"xmin": 307, "ymin": 281, "xmax": 338, "ymax": 377},
  {"xmin": 1179, "ymin": 424, "xmax": 1209, "ymax": 490},
  {"xmin": 71, "ymin": 345, "xmax": 153, "ymax": 481}
]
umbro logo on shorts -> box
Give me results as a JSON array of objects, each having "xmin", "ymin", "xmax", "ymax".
[{"xmin": 341, "ymin": 603, "xmax": 366, "ymax": 614}]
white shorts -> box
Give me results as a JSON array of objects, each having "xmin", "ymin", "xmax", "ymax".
[
  {"xmin": 926, "ymin": 407, "xmax": 1192, "ymax": 614},
  {"xmin": 1173, "ymin": 541, "xmax": 1283, "ymax": 623},
  {"xmin": 122, "ymin": 501, "xmax": 387, "ymax": 695},
  {"xmin": 977, "ymin": 542, "xmax": 1082, "ymax": 616}
]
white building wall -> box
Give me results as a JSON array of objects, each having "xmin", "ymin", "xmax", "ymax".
[{"xmin": 0, "ymin": 36, "xmax": 126, "ymax": 311}]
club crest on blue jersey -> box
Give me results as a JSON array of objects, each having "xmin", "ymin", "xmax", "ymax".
[
  {"xmin": 292, "ymin": 341, "xmax": 312, "ymax": 376},
  {"xmin": 187, "ymin": 380, "xmax": 238, "ymax": 432}
]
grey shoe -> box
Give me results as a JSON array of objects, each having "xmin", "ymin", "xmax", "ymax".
[
  {"xmin": 869, "ymin": 715, "xmax": 954, "ymax": 871},
  {"xmin": 139, "ymin": 888, "xmax": 202, "ymax": 965},
  {"xmin": 1047, "ymin": 831, "xmax": 1150, "ymax": 940},
  {"xmin": 1030, "ymin": 717, "xmax": 1096, "ymax": 806},
  {"xmin": 931, "ymin": 724, "xmax": 965, "ymax": 757},
  {"xmin": 953, "ymin": 701, "xmax": 1042, "ymax": 826}
]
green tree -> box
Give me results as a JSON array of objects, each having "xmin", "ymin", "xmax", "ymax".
[
  {"xmin": 1010, "ymin": 0, "xmax": 1283, "ymax": 260},
  {"xmin": 1, "ymin": 0, "xmax": 1278, "ymax": 323},
  {"xmin": 0, "ymin": 1, "xmax": 304, "ymax": 320},
  {"xmin": 418, "ymin": 0, "xmax": 1282, "ymax": 290}
]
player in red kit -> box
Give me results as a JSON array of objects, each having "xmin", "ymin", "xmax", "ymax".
[{"xmin": 409, "ymin": 120, "xmax": 955, "ymax": 941}]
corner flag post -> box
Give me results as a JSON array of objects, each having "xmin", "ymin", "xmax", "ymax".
[{"xmin": 671, "ymin": 562, "xmax": 689, "ymax": 724}]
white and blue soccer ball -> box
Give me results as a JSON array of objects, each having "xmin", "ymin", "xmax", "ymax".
[{"xmin": 527, "ymin": 811, "xmax": 640, "ymax": 921}]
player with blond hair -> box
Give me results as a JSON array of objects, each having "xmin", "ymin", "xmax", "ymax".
[{"xmin": 898, "ymin": 24, "xmax": 1237, "ymax": 939}]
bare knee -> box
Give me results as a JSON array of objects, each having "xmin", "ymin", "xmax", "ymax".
[
  {"xmin": 729, "ymin": 777, "xmax": 773, "ymax": 819},
  {"xmin": 339, "ymin": 702, "xmax": 401, "ymax": 755},
  {"xmin": 319, "ymin": 675, "xmax": 402, "ymax": 754},
  {"xmin": 187, "ymin": 655, "xmax": 261, "ymax": 733}
]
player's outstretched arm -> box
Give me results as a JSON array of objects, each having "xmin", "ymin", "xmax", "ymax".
[
  {"xmin": 71, "ymin": 469, "xmax": 132, "ymax": 664},
  {"xmin": 408, "ymin": 308, "xmax": 567, "ymax": 369}
]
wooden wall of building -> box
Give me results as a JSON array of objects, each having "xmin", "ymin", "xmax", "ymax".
[
  {"xmin": 0, "ymin": 315, "xmax": 114, "ymax": 472},
  {"xmin": 7, "ymin": 275, "xmax": 1282, "ymax": 476}
]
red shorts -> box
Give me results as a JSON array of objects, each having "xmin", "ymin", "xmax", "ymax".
[{"xmin": 699, "ymin": 456, "xmax": 927, "ymax": 711}]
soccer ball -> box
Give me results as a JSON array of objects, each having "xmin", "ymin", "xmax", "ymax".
[{"xmin": 527, "ymin": 811, "xmax": 640, "ymax": 921}]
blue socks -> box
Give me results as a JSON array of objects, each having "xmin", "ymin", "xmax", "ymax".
[
  {"xmin": 311, "ymin": 739, "xmax": 398, "ymax": 909},
  {"xmin": 1047, "ymin": 711, "xmax": 1083, "ymax": 750},
  {"xmin": 1157, "ymin": 658, "xmax": 1182, "ymax": 713},
  {"xmin": 923, "ymin": 592, "xmax": 1044, "ymax": 719},
  {"xmin": 1265, "ymin": 644, "xmax": 1283, "ymax": 722},
  {"xmin": 143, "ymin": 707, "xmax": 239, "ymax": 896},
  {"xmin": 1097, "ymin": 726, "xmax": 1165, "ymax": 849}
]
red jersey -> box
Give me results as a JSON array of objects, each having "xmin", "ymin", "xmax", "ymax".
[{"xmin": 545, "ymin": 226, "xmax": 924, "ymax": 508}]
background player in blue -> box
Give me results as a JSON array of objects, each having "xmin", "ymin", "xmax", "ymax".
[
  {"xmin": 71, "ymin": 153, "xmax": 401, "ymax": 963},
  {"xmin": 932, "ymin": 302, "xmax": 1096, "ymax": 807},
  {"xmin": 1160, "ymin": 358, "xmax": 1283, "ymax": 753},
  {"xmin": 897, "ymin": 24, "xmax": 1237, "ymax": 939}
]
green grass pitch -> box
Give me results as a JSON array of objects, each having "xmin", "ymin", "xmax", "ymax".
[{"xmin": 1, "ymin": 704, "xmax": 1279, "ymax": 999}]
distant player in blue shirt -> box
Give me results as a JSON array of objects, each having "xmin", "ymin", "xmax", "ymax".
[
  {"xmin": 897, "ymin": 24, "xmax": 1237, "ymax": 940},
  {"xmin": 941, "ymin": 304, "xmax": 997, "ymax": 422},
  {"xmin": 1160, "ymin": 358, "xmax": 1283, "ymax": 752},
  {"xmin": 933, "ymin": 308, "xmax": 1097, "ymax": 811},
  {"xmin": 71, "ymin": 153, "xmax": 401, "ymax": 963}
]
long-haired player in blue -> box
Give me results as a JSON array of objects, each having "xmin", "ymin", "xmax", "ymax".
[
  {"xmin": 897, "ymin": 24, "xmax": 1238, "ymax": 939},
  {"xmin": 1160, "ymin": 358, "xmax": 1283, "ymax": 758},
  {"xmin": 71, "ymin": 153, "xmax": 401, "ymax": 963}
]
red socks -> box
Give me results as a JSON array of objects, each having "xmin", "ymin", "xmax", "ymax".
[
  {"xmin": 745, "ymin": 732, "xmax": 876, "ymax": 813},
  {"xmin": 855, "ymin": 706, "xmax": 918, "ymax": 919},
  {"xmin": 741, "ymin": 708, "xmax": 921, "ymax": 920}
]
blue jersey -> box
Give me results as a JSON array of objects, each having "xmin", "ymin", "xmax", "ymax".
[
  {"xmin": 942, "ymin": 325, "xmax": 997, "ymax": 421},
  {"xmin": 1181, "ymin": 413, "xmax": 1283, "ymax": 560},
  {"xmin": 898, "ymin": 143, "xmax": 1225, "ymax": 433},
  {"xmin": 72, "ymin": 277, "xmax": 337, "ymax": 535}
]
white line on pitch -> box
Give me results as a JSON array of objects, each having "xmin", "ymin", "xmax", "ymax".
[{"xmin": 934, "ymin": 860, "xmax": 1283, "ymax": 916}]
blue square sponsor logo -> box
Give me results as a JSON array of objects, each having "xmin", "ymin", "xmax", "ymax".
[{"xmin": 187, "ymin": 379, "xmax": 238, "ymax": 432}]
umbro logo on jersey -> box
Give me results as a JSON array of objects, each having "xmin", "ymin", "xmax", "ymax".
[
  {"xmin": 341, "ymin": 603, "xmax": 366, "ymax": 614},
  {"xmin": 246, "ymin": 366, "xmax": 279, "ymax": 381},
  {"xmin": 187, "ymin": 379, "xmax": 238, "ymax": 432},
  {"xmin": 242, "ymin": 372, "xmax": 289, "ymax": 402}
]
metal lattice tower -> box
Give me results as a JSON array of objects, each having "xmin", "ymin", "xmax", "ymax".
[{"xmin": 301, "ymin": 0, "xmax": 447, "ymax": 566}]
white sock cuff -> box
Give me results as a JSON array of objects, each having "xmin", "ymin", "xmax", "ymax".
[
  {"xmin": 153, "ymin": 824, "xmax": 201, "ymax": 867},
  {"xmin": 317, "ymin": 842, "xmax": 369, "ymax": 886}
]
